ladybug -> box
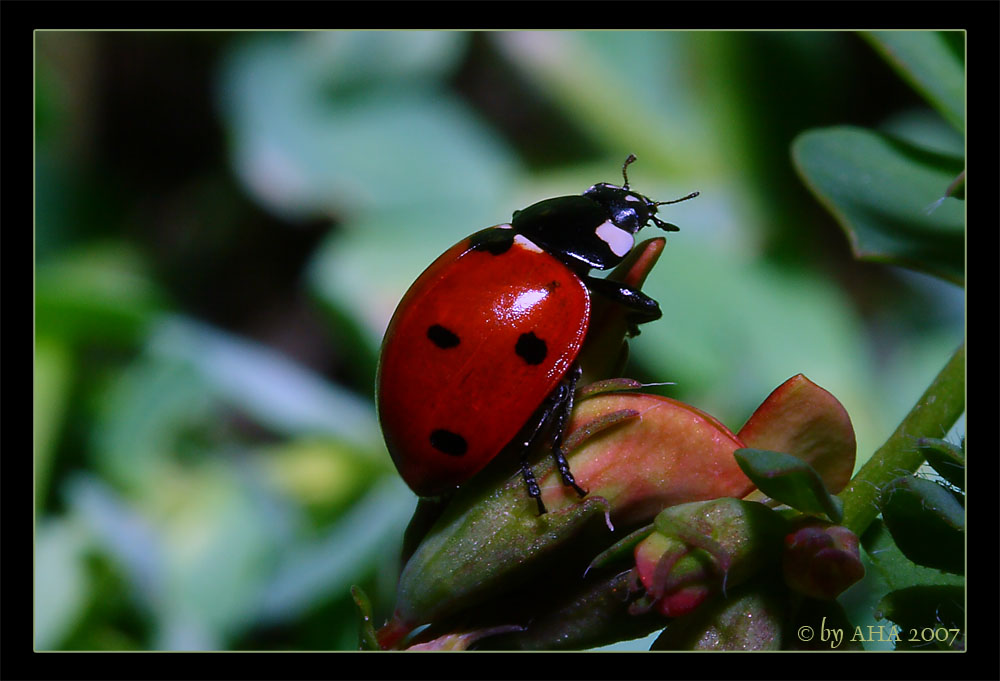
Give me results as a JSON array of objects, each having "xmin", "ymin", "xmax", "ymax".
[{"xmin": 376, "ymin": 155, "xmax": 698, "ymax": 513}]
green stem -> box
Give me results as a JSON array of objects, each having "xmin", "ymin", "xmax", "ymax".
[{"xmin": 839, "ymin": 342, "xmax": 965, "ymax": 536}]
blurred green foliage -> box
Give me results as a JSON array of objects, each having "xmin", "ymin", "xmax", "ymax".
[{"xmin": 34, "ymin": 30, "xmax": 963, "ymax": 651}]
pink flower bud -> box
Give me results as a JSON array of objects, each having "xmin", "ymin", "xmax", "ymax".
[
  {"xmin": 539, "ymin": 394, "xmax": 756, "ymax": 527},
  {"xmin": 783, "ymin": 523, "xmax": 864, "ymax": 600}
]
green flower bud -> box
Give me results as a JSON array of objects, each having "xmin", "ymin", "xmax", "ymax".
[
  {"xmin": 633, "ymin": 530, "xmax": 712, "ymax": 617},
  {"xmin": 633, "ymin": 498, "xmax": 787, "ymax": 617},
  {"xmin": 377, "ymin": 487, "xmax": 612, "ymax": 649},
  {"xmin": 478, "ymin": 569, "xmax": 666, "ymax": 650},
  {"xmin": 650, "ymin": 583, "xmax": 786, "ymax": 650}
]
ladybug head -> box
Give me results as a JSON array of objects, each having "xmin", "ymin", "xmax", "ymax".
[{"xmin": 584, "ymin": 154, "xmax": 699, "ymax": 235}]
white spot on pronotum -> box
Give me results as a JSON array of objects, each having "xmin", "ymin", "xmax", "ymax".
[
  {"xmin": 624, "ymin": 194, "xmax": 642, "ymax": 203},
  {"xmin": 594, "ymin": 220, "xmax": 634, "ymax": 257},
  {"xmin": 496, "ymin": 223, "xmax": 513, "ymax": 229},
  {"xmin": 513, "ymin": 234, "xmax": 544, "ymax": 253}
]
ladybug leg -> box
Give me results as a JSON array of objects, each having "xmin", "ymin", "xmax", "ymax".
[
  {"xmin": 581, "ymin": 275, "xmax": 662, "ymax": 337},
  {"xmin": 517, "ymin": 365, "xmax": 586, "ymax": 515},
  {"xmin": 521, "ymin": 396, "xmax": 562, "ymax": 515},
  {"xmin": 519, "ymin": 456, "xmax": 546, "ymax": 515},
  {"xmin": 547, "ymin": 364, "xmax": 588, "ymax": 499}
]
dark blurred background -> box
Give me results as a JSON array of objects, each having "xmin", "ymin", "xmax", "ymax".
[{"xmin": 34, "ymin": 31, "xmax": 963, "ymax": 650}]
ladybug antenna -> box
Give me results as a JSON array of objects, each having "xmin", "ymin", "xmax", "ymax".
[
  {"xmin": 621, "ymin": 153, "xmax": 638, "ymax": 189},
  {"xmin": 651, "ymin": 191, "xmax": 700, "ymax": 232},
  {"xmin": 655, "ymin": 191, "xmax": 700, "ymax": 207}
]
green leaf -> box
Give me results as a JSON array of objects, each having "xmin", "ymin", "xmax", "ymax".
[
  {"xmin": 351, "ymin": 585, "xmax": 380, "ymax": 651},
  {"xmin": 875, "ymin": 585, "xmax": 964, "ymax": 650},
  {"xmin": 64, "ymin": 475, "xmax": 166, "ymax": 615},
  {"xmin": 859, "ymin": 519, "xmax": 962, "ymax": 592},
  {"xmin": 34, "ymin": 518, "xmax": 92, "ymax": 649},
  {"xmin": 493, "ymin": 32, "xmax": 715, "ymax": 176},
  {"xmin": 148, "ymin": 316, "xmax": 382, "ymax": 450},
  {"xmin": 217, "ymin": 32, "xmax": 518, "ymax": 220},
  {"xmin": 879, "ymin": 475, "xmax": 964, "ymax": 574},
  {"xmin": 35, "ymin": 242, "xmax": 166, "ymax": 347},
  {"xmin": 734, "ymin": 448, "xmax": 843, "ymax": 523},
  {"xmin": 862, "ymin": 31, "xmax": 964, "ymax": 133},
  {"xmin": 916, "ymin": 437, "xmax": 965, "ymax": 492},
  {"xmin": 256, "ymin": 479, "xmax": 415, "ymax": 624},
  {"xmin": 793, "ymin": 126, "xmax": 964, "ymax": 285},
  {"xmin": 258, "ymin": 438, "xmax": 385, "ymax": 520},
  {"xmin": 34, "ymin": 338, "xmax": 73, "ymax": 510},
  {"xmin": 92, "ymin": 356, "xmax": 214, "ymax": 492},
  {"xmin": 878, "ymin": 108, "xmax": 964, "ymax": 158}
]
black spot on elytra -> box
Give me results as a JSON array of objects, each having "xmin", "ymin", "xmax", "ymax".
[
  {"xmin": 515, "ymin": 332, "xmax": 548, "ymax": 365},
  {"xmin": 469, "ymin": 228, "xmax": 514, "ymax": 256},
  {"xmin": 430, "ymin": 429, "xmax": 468, "ymax": 457},
  {"xmin": 427, "ymin": 324, "xmax": 460, "ymax": 349}
]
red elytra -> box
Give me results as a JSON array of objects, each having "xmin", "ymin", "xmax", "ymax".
[{"xmin": 376, "ymin": 227, "xmax": 591, "ymax": 497}]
